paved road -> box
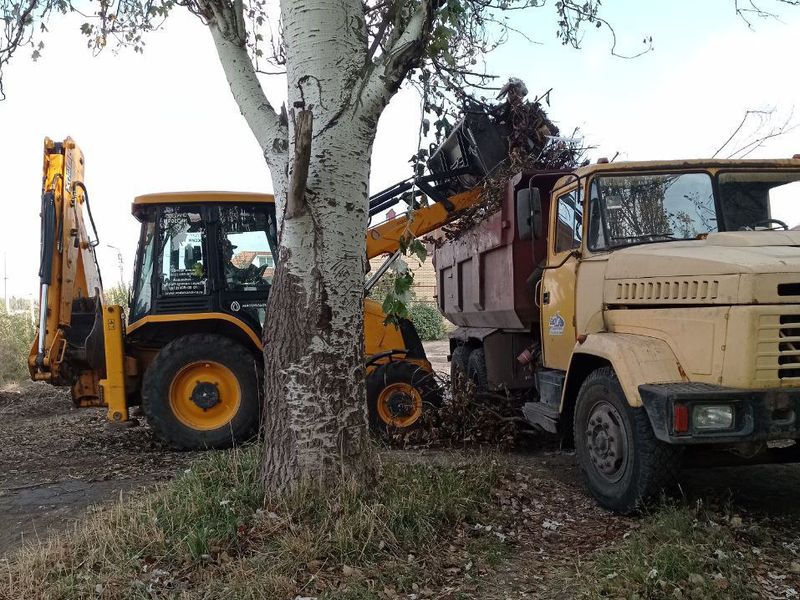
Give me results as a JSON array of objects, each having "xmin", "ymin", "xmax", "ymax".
[{"xmin": 423, "ymin": 339, "xmax": 450, "ymax": 374}]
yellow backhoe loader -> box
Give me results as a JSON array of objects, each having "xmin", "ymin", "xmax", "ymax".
[{"xmin": 29, "ymin": 137, "xmax": 480, "ymax": 448}]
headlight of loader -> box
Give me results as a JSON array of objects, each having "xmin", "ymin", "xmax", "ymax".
[{"xmin": 693, "ymin": 405, "xmax": 734, "ymax": 430}]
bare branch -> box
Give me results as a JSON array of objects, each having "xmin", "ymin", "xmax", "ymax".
[{"xmin": 714, "ymin": 107, "xmax": 797, "ymax": 159}]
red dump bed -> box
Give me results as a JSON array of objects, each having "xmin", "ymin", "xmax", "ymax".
[{"xmin": 433, "ymin": 171, "xmax": 563, "ymax": 330}]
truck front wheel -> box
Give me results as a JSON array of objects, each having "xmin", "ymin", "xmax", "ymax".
[
  {"xmin": 142, "ymin": 334, "xmax": 261, "ymax": 450},
  {"xmin": 573, "ymin": 367, "xmax": 681, "ymax": 514}
]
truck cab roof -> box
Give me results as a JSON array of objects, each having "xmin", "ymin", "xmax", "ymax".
[{"xmin": 132, "ymin": 191, "xmax": 275, "ymax": 206}]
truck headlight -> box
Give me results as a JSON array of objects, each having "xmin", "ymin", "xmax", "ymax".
[{"xmin": 693, "ymin": 405, "xmax": 734, "ymax": 430}]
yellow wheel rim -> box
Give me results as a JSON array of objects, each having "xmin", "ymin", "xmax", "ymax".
[
  {"xmin": 376, "ymin": 382, "xmax": 423, "ymax": 428},
  {"xmin": 169, "ymin": 360, "xmax": 241, "ymax": 431}
]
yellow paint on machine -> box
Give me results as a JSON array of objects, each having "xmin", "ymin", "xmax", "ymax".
[{"xmin": 99, "ymin": 305, "xmax": 128, "ymax": 422}]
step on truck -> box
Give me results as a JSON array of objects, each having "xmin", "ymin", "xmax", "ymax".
[{"xmin": 436, "ymin": 158, "xmax": 800, "ymax": 512}]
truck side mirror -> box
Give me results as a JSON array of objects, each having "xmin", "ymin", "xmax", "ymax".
[
  {"xmin": 517, "ymin": 186, "xmax": 543, "ymax": 241},
  {"xmin": 530, "ymin": 187, "xmax": 543, "ymax": 239},
  {"xmin": 516, "ymin": 188, "xmax": 533, "ymax": 240}
]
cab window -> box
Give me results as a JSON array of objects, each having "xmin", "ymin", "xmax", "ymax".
[
  {"xmin": 219, "ymin": 205, "xmax": 277, "ymax": 292},
  {"xmin": 554, "ymin": 190, "xmax": 582, "ymax": 254},
  {"xmin": 157, "ymin": 206, "xmax": 208, "ymax": 296},
  {"xmin": 130, "ymin": 218, "xmax": 155, "ymax": 321}
]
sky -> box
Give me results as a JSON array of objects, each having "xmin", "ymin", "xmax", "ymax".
[{"xmin": 0, "ymin": 0, "xmax": 799, "ymax": 298}]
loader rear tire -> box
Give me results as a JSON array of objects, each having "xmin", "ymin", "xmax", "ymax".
[{"xmin": 142, "ymin": 334, "xmax": 261, "ymax": 450}]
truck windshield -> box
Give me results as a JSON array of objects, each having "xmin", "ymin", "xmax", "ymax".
[
  {"xmin": 589, "ymin": 173, "xmax": 716, "ymax": 250},
  {"xmin": 589, "ymin": 170, "xmax": 800, "ymax": 250},
  {"xmin": 718, "ymin": 171, "xmax": 800, "ymax": 231}
]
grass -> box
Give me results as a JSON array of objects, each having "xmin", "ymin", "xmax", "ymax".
[
  {"xmin": 579, "ymin": 500, "xmax": 755, "ymax": 599},
  {"xmin": 0, "ymin": 447, "xmax": 500, "ymax": 599}
]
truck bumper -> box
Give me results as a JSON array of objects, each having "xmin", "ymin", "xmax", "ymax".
[{"xmin": 639, "ymin": 383, "xmax": 800, "ymax": 445}]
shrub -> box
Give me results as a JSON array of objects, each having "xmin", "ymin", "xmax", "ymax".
[
  {"xmin": 0, "ymin": 310, "xmax": 36, "ymax": 384},
  {"xmin": 410, "ymin": 302, "xmax": 445, "ymax": 341},
  {"xmin": 104, "ymin": 283, "xmax": 131, "ymax": 322}
]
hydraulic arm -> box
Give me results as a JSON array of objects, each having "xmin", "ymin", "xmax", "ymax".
[
  {"xmin": 29, "ymin": 137, "xmax": 128, "ymax": 421},
  {"xmin": 365, "ymin": 185, "xmax": 481, "ymax": 260}
]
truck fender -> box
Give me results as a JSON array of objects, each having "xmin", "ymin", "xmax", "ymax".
[{"xmin": 561, "ymin": 333, "xmax": 687, "ymax": 411}]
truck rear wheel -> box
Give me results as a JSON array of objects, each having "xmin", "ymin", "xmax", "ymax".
[
  {"xmin": 467, "ymin": 348, "xmax": 488, "ymax": 392},
  {"xmin": 573, "ymin": 367, "xmax": 680, "ymax": 514},
  {"xmin": 142, "ymin": 334, "xmax": 261, "ymax": 450},
  {"xmin": 450, "ymin": 345, "xmax": 470, "ymax": 396},
  {"xmin": 367, "ymin": 361, "xmax": 441, "ymax": 433}
]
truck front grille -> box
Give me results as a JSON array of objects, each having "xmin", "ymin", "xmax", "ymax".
[
  {"xmin": 756, "ymin": 310, "xmax": 800, "ymax": 383},
  {"xmin": 779, "ymin": 314, "xmax": 800, "ymax": 379}
]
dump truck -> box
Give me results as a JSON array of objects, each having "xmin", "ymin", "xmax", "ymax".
[
  {"xmin": 29, "ymin": 137, "xmax": 479, "ymax": 448},
  {"xmin": 435, "ymin": 158, "xmax": 800, "ymax": 512}
]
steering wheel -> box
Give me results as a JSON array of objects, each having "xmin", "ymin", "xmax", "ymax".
[{"xmin": 739, "ymin": 218, "xmax": 789, "ymax": 231}]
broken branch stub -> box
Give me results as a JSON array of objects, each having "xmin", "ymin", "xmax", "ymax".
[{"xmin": 287, "ymin": 109, "xmax": 314, "ymax": 219}]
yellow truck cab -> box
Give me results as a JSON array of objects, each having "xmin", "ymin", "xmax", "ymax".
[{"xmin": 438, "ymin": 158, "xmax": 800, "ymax": 512}]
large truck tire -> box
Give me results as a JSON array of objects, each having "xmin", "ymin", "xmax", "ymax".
[
  {"xmin": 142, "ymin": 334, "xmax": 261, "ymax": 450},
  {"xmin": 366, "ymin": 361, "xmax": 441, "ymax": 433},
  {"xmin": 450, "ymin": 345, "xmax": 470, "ymax": 396},
  {"xmin": 467, "ymin": 348, "xmax": 488, "ymax": 392},
  {"xmin": 573, "ymin": 367, "xmax": 681, "ymax": 514}
]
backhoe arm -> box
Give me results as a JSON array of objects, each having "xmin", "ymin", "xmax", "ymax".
[
  {"xmin": 366, "ymin": 187, "xmax": 481, "ymax": 260},
  {"xmin": 29, "ymin": 138, "xmax": 128, "ymax": 421}
]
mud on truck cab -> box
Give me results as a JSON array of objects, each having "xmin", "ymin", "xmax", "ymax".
[{"xmin": 438, "ymin": 158, "xmax": 800, "ymax": 512}]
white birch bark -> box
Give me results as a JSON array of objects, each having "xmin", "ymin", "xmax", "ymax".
[{"xmin": 204, "ymin": 0, "xmax": 432, "ymax": 494}]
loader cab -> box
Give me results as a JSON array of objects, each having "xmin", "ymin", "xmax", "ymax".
[{"xmin": 129, "ymin": 192, "xmax": 277, "ymax": 344}]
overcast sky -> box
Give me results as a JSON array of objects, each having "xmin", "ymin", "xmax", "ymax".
[{"xmin": 0, "ymin": 0, "xmax": 798, "ymax": 297}]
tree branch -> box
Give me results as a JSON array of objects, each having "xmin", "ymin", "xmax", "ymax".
[
  {"xmin": 206, "ymin": 13, "xmax": 288, "ymax": 171},
  {"xmin": 361, "ymin": 0, "xmax": 433, "ymax": 117}
]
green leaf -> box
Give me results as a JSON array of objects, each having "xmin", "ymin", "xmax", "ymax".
[{"xmin": 409, "ymin": 239, "xmax": 427, "ymax": 263}]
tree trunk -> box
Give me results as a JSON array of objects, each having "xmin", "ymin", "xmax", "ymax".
[
  {"xmin": 206, "ymin": 0, "xmax": 427, "ymax": 495},
  {"xmin": 259, "ymin": 0, "xmax": 379, "ymax": 495}
]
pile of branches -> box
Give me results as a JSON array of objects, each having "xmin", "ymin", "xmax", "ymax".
[
  {"xmin": 384, "ymin": 372, "xmax": 542, "ymax": 450},
  {"xmin": 428, "ymin": 80, "xmax": 589, "ymax": 246}
]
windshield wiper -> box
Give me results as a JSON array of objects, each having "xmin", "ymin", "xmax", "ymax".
[{"xmin": 611, "ymin": 233, "xmax": 676, "ymax": 242}]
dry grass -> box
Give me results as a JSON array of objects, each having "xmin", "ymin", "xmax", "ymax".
[
  {"xmin": 577, "ymin": 501, "xmax": 755, "ymax": 599},
  {"xmin": 0, "ymin": 447, "xmax": 500, "ymax": 599}
]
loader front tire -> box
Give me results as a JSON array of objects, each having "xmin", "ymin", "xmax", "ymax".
[
  {"xmin": 367, "ymin": 361, "xmax": 441, "ymax": 433},
  {"xmin": 142, "ymin": 334, "xmax": 261, "ymax": 450}
]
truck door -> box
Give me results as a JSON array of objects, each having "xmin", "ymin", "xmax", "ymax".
[{"xmin": 540, "ymin": 186, "xmax": 582, "ymax": 370}]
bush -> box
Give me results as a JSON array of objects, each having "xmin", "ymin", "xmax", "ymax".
[
  {"xmin": 0, "ymin": 310, "xmax": 36, "ymax": 384},
  {"xmin": 410, "ymin": 302, "xmax": 446, "ymax": 341},
  {"xmin": 104, "ymin": 283, "xmax": 131, "ymax": 322}
]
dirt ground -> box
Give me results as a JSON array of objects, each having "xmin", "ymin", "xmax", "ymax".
[
  {"xmin": 0, "ymin": 383, "xmax": 200, "ymax": 553},
  {"xmin": 2, "ymin": 341, "xmax": 800, "ymax": 598}
]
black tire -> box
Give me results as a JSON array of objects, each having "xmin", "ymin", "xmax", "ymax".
[
  {"xmin": 467, "ymin": 348, "xmax": 488, "ymax": 392},
  {"xmin": 450, "ymin": 345, "xmax": 470, "ymax": 396},
  {"xmin": 142, "ymin": 334, "xmax": 261, "ymax": 450},
  {"xmin": 573, "ymin": 367, "xmax": 681, "ymax": 514},
  {"xmin": 366, "ymin": 361, "xmax": 442, "ymax": 433}
]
